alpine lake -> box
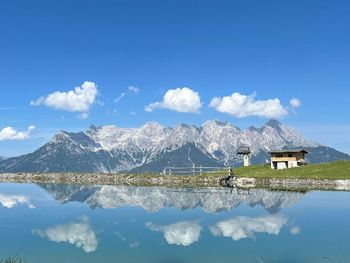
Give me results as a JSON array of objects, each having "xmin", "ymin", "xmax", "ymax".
[{"xmin": 0, "ymin": 182, "xmax": 349, "ymax": 263}]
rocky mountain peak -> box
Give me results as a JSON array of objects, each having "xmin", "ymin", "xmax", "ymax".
[
  {"xmin": 51, "ymin": 131, "xmax": 71, "ymax": 143},
  {"xmin": 203, "ymin": 120, "xmax": 227, "ymax": 126},
  {"xmin": 202, "ymin": 120, "xmax": 240, "ymax": 132},
  {"xmin": 88, "ymin": 124, "xmax": 99, "ymax": 131},
  {"xmin": 141, "ymin": 121, "xmax": 164, "ymax": 129},
  {"xmin": 264, "ymin": 119, "xmax": 282, "ymax": 128},
  {"xmin": 247, "ymin": 126, "xmax": 259, "ymax": 132},
  {"xmin": 202, "ymin": 120, "xmax": 229, "ymax": 128}
]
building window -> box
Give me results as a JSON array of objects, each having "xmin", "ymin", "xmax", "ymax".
[
  {"xmin": 288, "ymin": 154, "xmax": 292, "ymax": 157},
  {"xmin": 276, "ymin": 154, "xmax": 282, "ymax": 158}
]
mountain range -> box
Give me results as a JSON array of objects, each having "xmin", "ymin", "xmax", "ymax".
[{"xmin": 0, "ymin": 119, "xmax": 349, "ymax": 173}]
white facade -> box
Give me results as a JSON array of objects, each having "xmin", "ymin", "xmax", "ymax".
[
  {"xmin": 276, "ymin": 162, "xmax": 287, "ymax": 169},
  {"xmin": 243, "ymin": 154, "xmax": 251, "ymax": 167},
  {"xmin": 288, "ymin": 161, "xmax": 298, "ymax": 168},
  {"xmin": 271, "ymin": 160, "xmax": 299, "ymax": 169}
]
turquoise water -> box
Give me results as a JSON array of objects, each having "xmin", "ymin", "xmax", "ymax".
[{"xmin": 0, "ymin": 183, "xmax": 349, "ymax": 263}]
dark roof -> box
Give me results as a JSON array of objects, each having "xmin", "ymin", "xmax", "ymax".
[
  {"xmin": 269, "ymin": 149, "xmax": 308, "ymax": 154},
  {"xmin": 237, "ymin": 146, "xmax": 251, "ymax": 154}
]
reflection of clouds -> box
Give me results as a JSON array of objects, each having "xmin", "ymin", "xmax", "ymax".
[
  {"xmin": 210, "ymin": 214, "xmax": 287, "ymax": 241},
  {"xmin": 115, "ymin": 231, "xmax": 139, "ymax": 248},
  {"xmin": 146, "ymin": 220, "xmax": 201, "ymax": 246},
  {"xmin": 115, "ymin": 231, "xmax": 126, "ymax": 241},
  {"xmin": 129, "ymin": 241, "xmax": 139, "ymax": 248},
  {"xmin": 32, "ymin": 216, "xmax": 98, "ymax": 253},
  {"xmin": 290, "ymin": 226, "xmax": 301, "ymax": 235},
  {"xmin": 0, "ymin": 193, "xmax": 35, "ymax": 209}
]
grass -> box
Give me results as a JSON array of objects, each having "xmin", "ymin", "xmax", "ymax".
[
  {"xmin": 232, "ymin": 160, "xmax": 350, "ymax": 180},
  {"xmin": 127, "ymin": 161, "xmax": 350, "ymax": 180}
]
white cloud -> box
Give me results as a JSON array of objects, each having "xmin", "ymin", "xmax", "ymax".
[
  {"xmin": 290, "ymin": 225, "xmax": 301, "ymax": 235},
  {"xmin": 114, "ymin": 86, "xmax": 140, "ymax": 103},
  {"xmin": 146, "ymin": 220, "xmax": 201, "ymax": 246},
  {"xmin": 96, "ymin": 100, "xmax": 105, "ymax": 106},
  {"xmin": 33, "ymin": 216, "xmax": 98, "ymax": 253},
  {"xmin": 77, "ymin": 112, "xmax": 89, "ymax": 120},
  {"xmin": 209, "ymin": 92, "xmax": 288, "ymax": 118},
  {"xmin": 114, "ymin": 92, "xmax": 126, "ymax": 103},
  {"xmin": 0, "ymin": 193, "xmax": 35, "ymax": 209},
  {"xmin": 145, "ymin": 87, "xmax": 202, "ymax": 113},
  {"xmin": 290, "ymin": 98, "xmax": 301, "ymax": 108},
  {"xmin": 30, "ymin": 81, "xmax": 98, "ymax": 117},
  {"xmin": 128, "ymin": 86, "xmax": 140, "ymax": 94},
  {"xmin": 209, "ymin": 214, "xmax": 287, "ymax": 241},
  {"xmin": 0, "ymin": 126, "xmax": 35, "ymax": 141}
]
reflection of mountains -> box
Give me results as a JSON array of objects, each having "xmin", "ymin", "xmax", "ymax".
[{"xmin": 39, "ymin": 184, "xmax": 304, "ymax": 213}]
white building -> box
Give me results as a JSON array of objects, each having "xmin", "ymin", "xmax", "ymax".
[{"xmin": 270, "ymin": 149, "xmax": 308, "ymax": 169}]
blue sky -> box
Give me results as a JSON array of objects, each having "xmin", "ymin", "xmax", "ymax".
[{"xmin": 0, "ymin": 0, "xmax": 349, "ymax": 156}]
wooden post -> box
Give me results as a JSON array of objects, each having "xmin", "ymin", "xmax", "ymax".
[{"xmin": 200, "ymin": 165, "xmax": 203, "ymax": 176}]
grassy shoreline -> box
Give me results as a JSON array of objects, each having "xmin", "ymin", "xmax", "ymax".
[
  {"xmin": 0, "ymin": 161, "xmax": 349, "ymax": 190},
  {"xmin": 233, "ymin": 160, "xmax": 350, "ymax": 179},
  {"xmin": 131, "ymin": 161, "xmax": 350, "ymax": 180}
]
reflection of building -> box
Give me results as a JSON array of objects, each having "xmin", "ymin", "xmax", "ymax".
[
  {"xmin": 270, "ymin": 149, "xmax": 308, "ymax": 169},
  {"xmin": 237, "ymin": 147, "xmax": 251, "ymax": 167}
]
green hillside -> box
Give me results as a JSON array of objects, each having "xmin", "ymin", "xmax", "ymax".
[{"xmin": 231, "ymin": 160, "xmax": 350, "ymax": 179}]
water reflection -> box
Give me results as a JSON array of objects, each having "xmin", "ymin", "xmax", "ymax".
[
  {"xmin": 0, "ymin": 193, "xmax": 35, "ymax": 209},
  {"xmin": 32, "ymin": 216, "xmax": 98, "ymax": 253},
  {"xmin": 31, "ymin": 184, "xmax": 305, "ymax": 250},
  {"xmin": 114, "ymin": 232, "xmax": 140, "ymax": 249},
  {"xmin": 209, "ymin": 214, "xmax": 287, "ymax": 241},
  {"xmin": 290, "ymin": 225, "xmax": 301, "ymax": 235},
  {"xmin": 38, "ymin": 184, "xmax": 304, "ymax": 213},
  {"xmin": 2, "ymin": 183, "xmax": 348, "ymax": 262},
  {"xmin": 146, "ymin": 220, "xmax": 201, "ymax": 246}
]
